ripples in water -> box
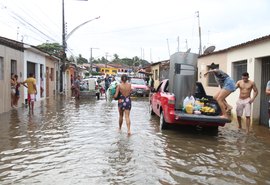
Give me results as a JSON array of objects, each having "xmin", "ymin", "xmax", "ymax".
[{"xmin": 0, "ymin": 97, "xmax": 270, "ymax": 184}]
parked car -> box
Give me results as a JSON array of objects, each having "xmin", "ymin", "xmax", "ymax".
[{"xmin": 130, "ymin": 78, "xmax": 150, "ymax": 97}]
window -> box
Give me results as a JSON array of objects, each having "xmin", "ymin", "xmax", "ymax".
[
  {"xmin": 11, "ymin": 60, "xmax": 17, "ymax": 75},
  {"xmin": 0, "ymin": 57, "xmax": 4, "ymax": 80},
  {"xmin": 233, "ymin": 60, "xmax": 247, "ymax": 82},
  {"xmin": 50, "ymin": 68, "xmax": 54, "ymax": 81},
  {"xmin": 207, "ymin": 64, "xmax": 219, "ymax": 87},
  {"xmin": 156, "ymin": 81, "xmax": 163, "ymax": 92},
  {"xmin": 155, "ymin": 69, "xmax": 158, "ymax": 80},
  {"xmin": 164, "ymin": 81, "xmax": 169, "ymax": 92}
]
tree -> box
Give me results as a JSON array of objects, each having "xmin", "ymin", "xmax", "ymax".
[
  {"xmin": 111, "ymin": 53, "xmax": 121, "ymax": 63},
  {"xmin": 68, "ymin": 55, "xmax": 76, "ymax": 63},
  {"xmin": 37, "ymin": 43, "xmax": 63, "ymax": 58},
  {"xmin": 76, "ymin": 54, "xmax": 88, "ymax": 64}
]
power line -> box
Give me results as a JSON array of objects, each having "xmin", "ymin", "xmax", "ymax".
[
  {"xmin": 0, "ymin": 2, "xmax": 59, "ymax": 43},
  {"xmin": 14, "ymin": 1, "xmax": 60, "ymax": 42}
]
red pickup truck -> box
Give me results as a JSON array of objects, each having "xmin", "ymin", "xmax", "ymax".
[{"xmin": 149, "ymin": 79, "xmax": 231, "ymax": 129}]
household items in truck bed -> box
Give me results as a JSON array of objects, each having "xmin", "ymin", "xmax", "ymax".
[{"xmin": 183, "ymin": 96, "xmax": 219, "ymax": 116}]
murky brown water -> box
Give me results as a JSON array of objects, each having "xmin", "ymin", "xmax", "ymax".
[{"xmin": 0, "ymin": 96, "xmax": 270, "ymax": 185}]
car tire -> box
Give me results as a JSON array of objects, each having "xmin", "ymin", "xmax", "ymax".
[
  {"xmin": 160, "ymin": 111, "xmax": 169, "ymax": 130},
  {"xmin": 149, "ymin": 104, "xmax": 155, "ymax": 115},
  {"xmin": 96, "ymin": 92, "xmax": 100, "ymax": 100}
]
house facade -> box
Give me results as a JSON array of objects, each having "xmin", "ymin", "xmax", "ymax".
[
  {"xmin": 150, "ymin": 60, "xmax": 170, "ymax": 89},
  {"xmin": 151, "ymin": 61, "xmax": 161, "ymax": 89},
  {"xmin": 45, "ymin": 55, "xmax": 60, "ymax": 98},
  {"xmin": 0, "ymin": 36, "xmax": 60, "ymax": 114},
  {"xmin": 23, "ymin": 46, "xmax": 46, "ymax": 103},
  {"xmin": 198, "ymin": 34, "xmax": 270, "ymax": 126},
  {"xmin": 0, "ymin": 37, "xmax": 24, "ymax": 113}
]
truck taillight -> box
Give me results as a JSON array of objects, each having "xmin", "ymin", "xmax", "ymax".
[{"xmin": 168, "ymin": 99, "xmax": 175, "ymax": 105}]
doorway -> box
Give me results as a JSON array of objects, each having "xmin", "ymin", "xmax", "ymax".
[{"xmin": 260, "ymin": 57, "xmax": 270, "ymax": 126}]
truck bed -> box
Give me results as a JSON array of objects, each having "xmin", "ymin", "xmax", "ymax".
[{"xmin": 174, "ymin": 110, "xmax": 231, "ymax": 123}]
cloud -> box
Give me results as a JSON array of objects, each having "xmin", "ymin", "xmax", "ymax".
[{"xmin": 1, "ymin": 0, "xmax": 270, "ymax": 62}]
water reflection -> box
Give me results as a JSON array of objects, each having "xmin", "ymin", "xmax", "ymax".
[{"xmin": 0, "ymin": 97, "xmax": 270, "ymax": 184}]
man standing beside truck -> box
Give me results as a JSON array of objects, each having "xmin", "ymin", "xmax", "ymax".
[{"xmin": 235, "ymin": 72, "xmax": 258, "ymax": 133}]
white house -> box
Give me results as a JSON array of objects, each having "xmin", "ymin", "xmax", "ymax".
[{"xmin": 198, "ymin": 34, "xmax": 270, "ymax": 127}]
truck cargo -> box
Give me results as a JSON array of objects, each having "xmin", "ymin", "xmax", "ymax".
[{"xmin": 149, "ymin": 52, "xmax": 231, "ymax": 129}]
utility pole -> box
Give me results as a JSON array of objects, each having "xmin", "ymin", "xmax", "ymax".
[
  {"xmin": 196, "ymin": 11, "xmax": 202, "ymax": 55},
  {"xmin": 60, "ymin": 0, "xmax": 66, "ymax": 93},
  {"xmin": 89, "ymin": 47, "xmax": 98, "ymax": 75},
  {"xmin": 166, "ymin": 38, "xmax": 171, "ymax": 58},
  {"xmin": 60, "ymin": 0, "xmax": 95, "ymax": 92},
  {"xmin": 177, "ymin": 36, "xmax": 180, "ymax": 52},
  {"xmin": 105, "ymin": 52, "xmax": 109, "ymax": 68}
]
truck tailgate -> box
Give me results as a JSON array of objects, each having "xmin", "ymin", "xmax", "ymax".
[{"xmin": 174, "ymin": 110, "xmax": 231, "ymax": 123}]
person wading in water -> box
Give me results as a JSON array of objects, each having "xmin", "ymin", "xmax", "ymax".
[{"xmin": 114, "ymin": 74, "xmax": 132, "ymax": 135}]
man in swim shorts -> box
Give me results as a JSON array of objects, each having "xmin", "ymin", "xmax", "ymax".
[
  {"xmin": 235, "ymin": 72, "xmax": 258, "ymax": 133},
  {"xmin": 22, "ymin": 73, "xmax": 37, "ymax": 113}
]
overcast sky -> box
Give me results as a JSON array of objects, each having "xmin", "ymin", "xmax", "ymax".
[{"xmin": 1, "ymin": 0, "xmax": 270, "ymax": 62}]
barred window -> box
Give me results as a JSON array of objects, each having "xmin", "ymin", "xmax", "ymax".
[
  {"xmin": 233, "ymin": 60, "xmax": 247, "ymax": 81},
  {"xmin": 155, "ymin": 69, "xmax": 158, "ymax": 80},
  {"xmin": 207, "ymin": 65, "xmax": 219, "ymax": 87},
  {"xmin": 51, "ymin": 68, "xmax": 54, "ymax": 81},
  {"xmin": 11, "ymin": 60, "xmax": 17, "ymax": 75},
  {"xmin": 0, "ymin": 57, "xmax": 3, "ymax": 80}
]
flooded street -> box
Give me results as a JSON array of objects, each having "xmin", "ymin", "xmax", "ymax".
[{"xmin": 0, "ymin": 96, "xmax": 270, "ymax": 185}]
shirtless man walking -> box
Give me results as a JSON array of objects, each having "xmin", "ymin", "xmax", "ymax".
[{"xmin": 235, "ymin": 72, "xmax": 258, "ymax": 133}]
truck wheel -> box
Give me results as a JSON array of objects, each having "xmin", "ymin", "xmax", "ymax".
[
  {"xmin": 160, "ymin": 111, "xmax": 169, "ymax": 130},
  {"xmin": 149, "ymin": 104, "xmax": 155, "ymax": 115},
  {"xmin": 96, "ymin": 93, "xmax": 100, "ymax": 100},
  {"xmin": 204, "ymin": 126, "xmax": 218, "ymax": 132}
]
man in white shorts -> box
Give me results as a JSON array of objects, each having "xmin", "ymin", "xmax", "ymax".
[{"xmin": 235, "ymin": 72, "xmax": 258, "ymax": 133}]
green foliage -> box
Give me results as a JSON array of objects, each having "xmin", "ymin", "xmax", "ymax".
[
  {"xmin": 37, "ymin": 42, "xmax": 151, "ymax": 67},
  {"xmin": 76, "ymin": 54, "xmax": 88, "ymax": 64},
  {"xmin": 91, "ymin": 71, "xmax": 102, "ymax": 76},
  {"xmin": 68, "ymin": 55, "xmax": 75, "ymax": 63},
  {"xmin": 84, "ymin": 72, "xmax": 90, "ymax": 77},
  {"xmin": 37, "ymin": 43, "xmax": 63, "ymax": 58}
]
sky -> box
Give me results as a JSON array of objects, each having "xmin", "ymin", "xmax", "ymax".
[{"xmin": 0, "ymin": 0, "xmax": 270, "ymax": 63}]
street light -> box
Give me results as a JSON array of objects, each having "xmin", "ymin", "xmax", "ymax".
[
  {"xmin": 65, "ymin": 16, "xmax": 100, "ymax": 42},
  {"xmin": 60, "ymin": 0, "xmax": 100, "ymax": 92}
]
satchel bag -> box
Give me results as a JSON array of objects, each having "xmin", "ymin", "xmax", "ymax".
[{"xmin": 114, "ymin": 91, "xmax": 121, "ymax": 100}]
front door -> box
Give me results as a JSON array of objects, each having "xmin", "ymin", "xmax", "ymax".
[
  {"xmin": 46, "ymin": 67, "xmax": 49, "ymax": 97},
  {"xmin": 260, "ymin": 57, "xmax": 270, "ymax": 126}
]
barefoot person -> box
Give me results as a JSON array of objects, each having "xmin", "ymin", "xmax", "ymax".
[
  {"xmin": 235, "ymin": 72, "xmax": 258, "ymax": 133},
  {"xmin": 74, "ymin": 75, "xmax": 81, "ymax": 100},
  {"xmin": 204, "ymin": 63, "xmax": 235, "ymax": 119},
  {"xmin": 113, "ymin": 74, "xmax": 132, "ymax": 135},
  {"xmin": 11, "ymin": 73, "xmax": 16, "ymax": 108},
  {"xmin": 13, "ymin": 74, "xmax": 22, "ymax": 107},
  {"xmin": 22, "ymin": 73, "xmax": 37, "ymax": 113}
]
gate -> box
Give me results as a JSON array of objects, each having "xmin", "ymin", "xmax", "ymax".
[{"xmin": 260, "ymin": 57, "xmax": 270, "ymax": 126}]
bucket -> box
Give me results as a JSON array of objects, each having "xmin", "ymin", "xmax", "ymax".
[{"xmin": 186, "ymin": 104, "xmax": 194, "ymax": 114}]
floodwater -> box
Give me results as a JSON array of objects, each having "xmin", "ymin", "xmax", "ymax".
[{"xmin": 0, "ymin": 96, "xmax": 270, "ymax": 185}]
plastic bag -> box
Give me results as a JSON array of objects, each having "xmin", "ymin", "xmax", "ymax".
[
  {"xmin": 183, "ymin": 96, "xmax": 190, "ymax": 108},
  {"xmin": 183, "ymin": 96, "xmax": 195, "ymax": 107}
]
